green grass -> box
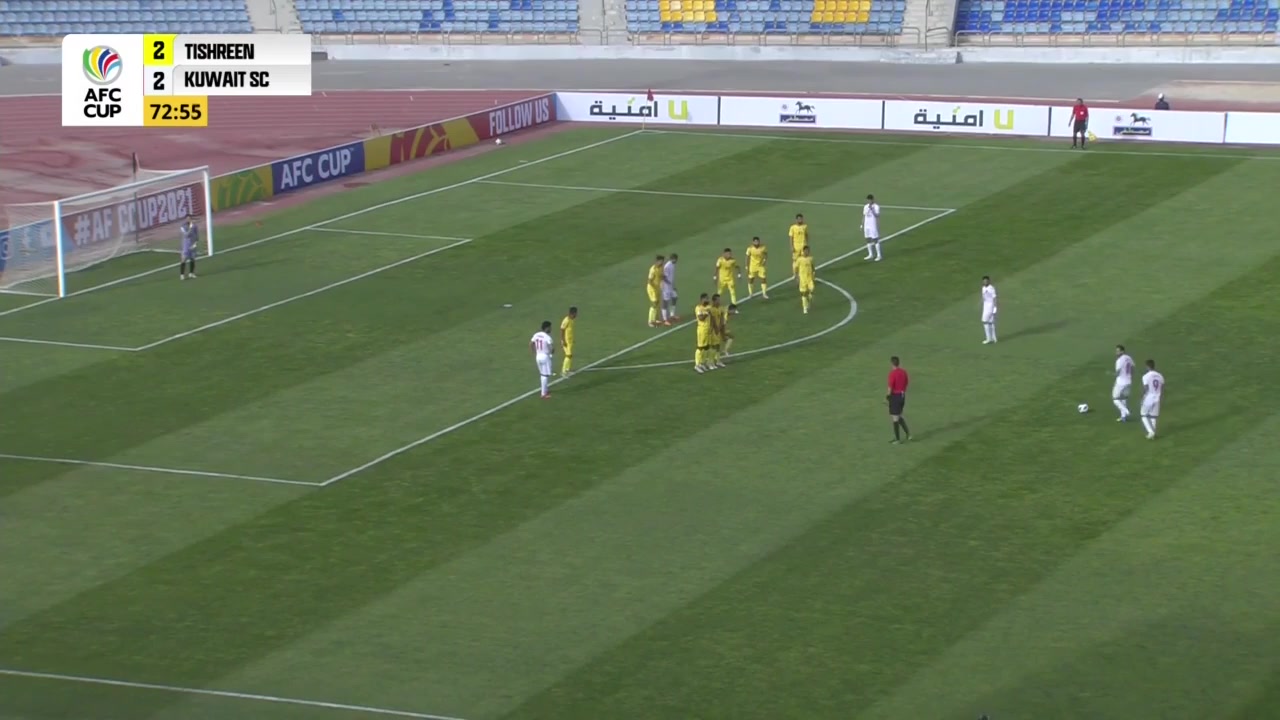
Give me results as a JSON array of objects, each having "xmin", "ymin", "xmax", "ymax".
[{"xmin": 1, "ymin": 126, "xmax": 1279, "ymax": 720}]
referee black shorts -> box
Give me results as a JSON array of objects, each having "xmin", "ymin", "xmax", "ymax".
[
  {"xmin": 888, "ymin": 393, "xmax": 906, "ymax": 416},
  {"xmin": 1073, "ymin": 119, "xmax": 1088, "ymax": 133}
]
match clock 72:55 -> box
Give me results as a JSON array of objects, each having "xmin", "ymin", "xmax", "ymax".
[{"xmin": 142, "ymin": 96, "xmax": 209, "ymax": 127}]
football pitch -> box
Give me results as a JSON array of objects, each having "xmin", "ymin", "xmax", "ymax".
[{"xmin": 2, "ymin": 126, "xmax": 1279, "ymax": 720}]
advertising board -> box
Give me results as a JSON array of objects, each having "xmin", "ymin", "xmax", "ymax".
[
  {"xmin": 1049, "ymin": 107, "xmax": 1226, "ymax": 144},
  {"xmin": 271, "ymin": 141, "xmax": 366, "ymax": 195},
  {"xmin": 883, "ymin": 100, "xmax": 1049, "ymax": 137},
  {"xmin": 718, "ymin": 96, "xmax": 882, "ymax": 130},
  {"xmin": 1224, "ymin": 111, "xmax": 1280, "ymax": 146},
  {"xmin": 556, "ymin": 92, "xmax": 720, "ymax": 126}
]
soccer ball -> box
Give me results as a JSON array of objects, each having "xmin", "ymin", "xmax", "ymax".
[
  {"xmin": 495, "ymin": 138, "xmax": 504, "ymax": 146},
  {"xmin": 1077, "ymin": 403, "xmax": 1090, "ymax": 414}
]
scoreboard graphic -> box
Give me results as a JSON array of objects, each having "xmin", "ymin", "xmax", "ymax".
[{"xmin": 61, "ymin": 34, "xmax": 312, "ymax": 127}]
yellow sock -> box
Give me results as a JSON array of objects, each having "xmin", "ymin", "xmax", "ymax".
[
  {"xmin": 761, "ymin": 281, "xmax": 768, "ymax": 295},
  {"xmin": 648, "ymin": 306, "xmax": 657, "ymax": 324},
  {"xmin": 711, "ymin": 347, "xmax": 720, "ymax": 363},
  {"xmin": 746, "ymin": 281, "xmax": 754, "ymax": 295},
  {"xmin": 695, "ymin": 348, "xmax": 704, "ymax": 366},
  {"xmin": 729, "ymin": 287, "xmax": 738, "ymax": 304},
  {"xmin": 725, "ymin": 338, "xmax": 734, "ymax": 354},
  {"xmin": 562, "ymin": 357, "xmax": 572, "ymax": 375},
  {"xmin": 802, "ymin": 294, "xmax": 810, "ymax": 312}
]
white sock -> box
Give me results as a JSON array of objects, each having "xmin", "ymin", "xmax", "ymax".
[
  {"xmin": 1141, "ymin": 416, "xmax": 1152, "ymax": 433},
  {"xmin": 1113, "ymin": 398, "xmax": 1128, "ymax": 417},
  {"xmin": 660, "ymin": 307, "xmax": 668, "ymax": 322},
  {"xmin": 1149, "ymin": 417, "xmax": 1157, "ymax": 434},
  {"xmin": 988, "ymin": 321, "xmax": 996, "ymax": 341},
  {"xmin": 540, "ymin": 375, "xmax": 549, "ymax": 396},
  {"xmin": 864, "ymin": 242, "xmax": 874, "ymax": 258},
  {"xmin": 874, "ymin": 241, "xmax": 882, "ymax": 260}
]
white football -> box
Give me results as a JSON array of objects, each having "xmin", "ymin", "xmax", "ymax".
[
  {"xmin": 1077, "ymin": 403, "xmax": 1090, "ymax": 414},
  {"xmin": 495, "ymin": 138, "xmax": 504, "ymax": 146}
]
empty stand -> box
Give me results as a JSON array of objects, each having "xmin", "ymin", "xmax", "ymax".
[
  {"xmin": 625, "ymin": 0, "xmax": 904, "ymax": 35},
  {"xmin": 293, "ymin": 0, "xmax": 580, "ymax": 34},
  {"xmin": 954, "ymin": 0, "xmax": 1279, "ymax": 38},
  {"xmin": 0, "ymin": 0, "xmax": 253, "ymax": 35}
]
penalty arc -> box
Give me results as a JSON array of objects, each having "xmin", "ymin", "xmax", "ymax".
[{"xmin": 587, "ymin": 278, "xmax": 858, "ymax": 372}]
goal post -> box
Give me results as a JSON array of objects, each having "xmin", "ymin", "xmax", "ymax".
[{"xmin": 1, "ymin": 166, "xmax": 214, "ymax": 298}]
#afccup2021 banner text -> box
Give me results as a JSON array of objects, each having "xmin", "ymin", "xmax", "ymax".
[
  {"xmin": 718, "ymin": 96, "xmax": 882, "ymax": 130},
  {"xmin": 883, "ymin": 100, "xmax": 1049, "ymax": 137},
  {"xmin": 556, "ymin": 92, "xmax": 720, "ymax": 126}
]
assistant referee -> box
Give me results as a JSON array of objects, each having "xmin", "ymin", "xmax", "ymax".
[{"xmin": 887, "ymin": 356, "xmax": 911, "ymax": 444}]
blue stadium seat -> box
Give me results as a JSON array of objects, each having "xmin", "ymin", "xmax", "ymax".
[
  {"xmin": 0, "ymin": 0, "xmax": 252, "ymax": 35},
  {"xmin": 954, "ymin": 0, "xmax": 1277, "ymax": 34}
]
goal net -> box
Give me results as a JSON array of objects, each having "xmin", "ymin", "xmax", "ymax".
[{"xmin": 0, "ymin": 165, "xmax": 214, "ymax": 298}]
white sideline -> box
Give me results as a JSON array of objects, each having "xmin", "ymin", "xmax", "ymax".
[
  {"xmin": 313, "ymin": 228, "xmax": 471, "ymax": 242},
  {"xmin": 0, "ymin": 668, "xmax": 465, "ymax": 720},
  {"xmin": 132, "ymin": 238, "xmax": 474, "ymax": 352},
  {"xmin": 476, "ymin": 180, "xmax": 954, "ymax": 212},
  {"xmin": 321, "ymin": 208, "xmax": 954, "ymax": 486},
  {"xmin": 0, "ymin": 453, "xmax": 317, "ymax": 487},
  {"xmin": 0, "ymin": 129, "xmax": 646, "ymax": 321},
  {"xmin": 647, "ymin": 129, "xmax": 1280, "ymax": 162},
  {"xmin": 589, "ymin": 277, "xmax": 858, "ymax": 372}
]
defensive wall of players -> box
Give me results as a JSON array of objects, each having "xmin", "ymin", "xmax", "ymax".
[{"xmin": 5, "ymin": 89, "xmax": 1280, "ymax": 275}]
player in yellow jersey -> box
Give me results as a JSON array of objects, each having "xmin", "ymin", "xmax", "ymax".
[
  {"xmin": 796, "ymin": 245, "xmax": 816, "ymax": 315},
  {"xmin": 745, "ymin": 236, "xmax": 768, "ymax": 299},
  {"xmin": 788, "ymin": 214, "xmax": 809, "ymax": 274},
  {"xmin": 722, "ymin": 302, "xmax": 738, "ymax": 357},
  {"xmin": 707, "ymin": 293, "xmax": 727, "ymax": 368},
  {"xmin": 694, "ymin": 294, "xmax": 714, "ymax": 373},
  {"xmin": 712, "ymin": 247, "xmax": 741, "ymax": 304},
  {"xmin": 559, "ymin": 306, "xmax": 577, "ymax": 377},
  {"xmin": 646, "ymin": 255, "xmax": 665, "ymax": 327}
]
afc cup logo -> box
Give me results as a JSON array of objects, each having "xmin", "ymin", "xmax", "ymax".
[{"xmin": 82, "ymin": 46, "xmax": 122, "ymax": 85}]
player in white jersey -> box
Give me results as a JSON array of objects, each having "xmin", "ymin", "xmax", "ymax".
[
  {"xmin": 1112, "ymin": 344, "xmax": 1135, "ymax": 422},
  {"xmin": 862, "ymin": 194, "xmax": 882, "ymax": 262},
  {"xmin": 531, "ymin": 320, "xmax": 555, "ymax": 399},
  {"xmin": 980, "ymin": 276, "xmax": 998, "ymax": 344},
  {"xmin": 660, "ymin": 253, "xmax": 679, "ymax": 323},
  {"xmin": 1140, "ymin": 359, "xmax": 1164, "ymax": 439}
]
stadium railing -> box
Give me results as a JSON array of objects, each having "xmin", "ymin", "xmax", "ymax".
[
  {"xmin": 953, "ymin": 29, "xmax": 1278, "ymax": 45},
  {"xmin": 311, "ymin": 29, "xmax": 591, "ymax": 44},
  {"xmin": 625, "ymin": 28, "xmax": 914, "ymax": 44}
]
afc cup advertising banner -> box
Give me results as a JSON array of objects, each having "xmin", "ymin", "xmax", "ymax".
[
  {"xmin": 271, "ymin": 141, "xmax": 366, "ymax": 195},
  {"xmin": 883, "ymin": 100, "xmax": 1050, "ymax": 137},
  {"xmin": 718, "ymin": 96, "xmax": 882, "ymax": 130},
  {"xmin": 557, "ymin": 92, "xmax": 720, "ymax": 126},
  {"xmin": 1048, "ymin": 107, "xmax": 1226, "ymax": 144},
  {"xmin": 1223, "ymin": 111, "xmax": 1280, "ymax": 145}
]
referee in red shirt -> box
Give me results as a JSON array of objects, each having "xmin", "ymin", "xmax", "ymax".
[
  {"xmin": 887, "ymin": 356, "xmax": 911, "ymax": 443},
  {"xmin": 1069, "ymin": 98, "xmax": 1090, "ymax": 149}
]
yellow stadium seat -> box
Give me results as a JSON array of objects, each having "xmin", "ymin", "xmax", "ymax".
[
  {"xmin": 822, "ymin": 10, "xmax": 835, "ymax": 21},
  {"xmin": 670, "ymin": 0, "xmax": 682, "ymax": 10},
  {"xmin": 706, "ymin": 8, "xmax": 718, "ymax": 21},
  {"xmin": 690, "ymin": 0, "xmax": 703, "ymax": 9},
  {"xmin": 835, "ymin": 0, "xmax": 849, "ymax": 10},
  {"xmin": 857, "ymin": 0, "xmax": 870, "ymax": 11},
  {"xmin": 830, "ymin": 10, "xmax": 844, "ymax": 21},
  {"xmin": 660, "ymin": 9, "xmax": 672, "ymax": 20},
  {"xmin": 692, "ymin": 10, "xmax": 703, "ymax": 20}
]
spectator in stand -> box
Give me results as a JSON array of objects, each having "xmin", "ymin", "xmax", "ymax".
[{"xmin": 1155, "ymin": 93, "xmax": 1171, "ymax": 110}]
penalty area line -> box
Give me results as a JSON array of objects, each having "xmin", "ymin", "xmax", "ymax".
[
  {"xmin": 0, "ymin": 453, "xmax": 318, "ymax": 488},
  {"xmin": 321, "ymin": 208, "xmax": 953, "ymax": 487},
  {"xmin": 0, "ymin": 668, "xmax": 466, "ymax": 720},
  {"xmin": 587, "ymin": 278, "xmax": 856, "ymax": 372},
  {"xmin": 0, "ymin": 336, "xmax": 137, "ymax": 352}
]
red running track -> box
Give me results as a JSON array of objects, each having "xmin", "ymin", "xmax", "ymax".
[{"xmin": 0, "ymin": 90, "xmax": 545, "ymax": 205}]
